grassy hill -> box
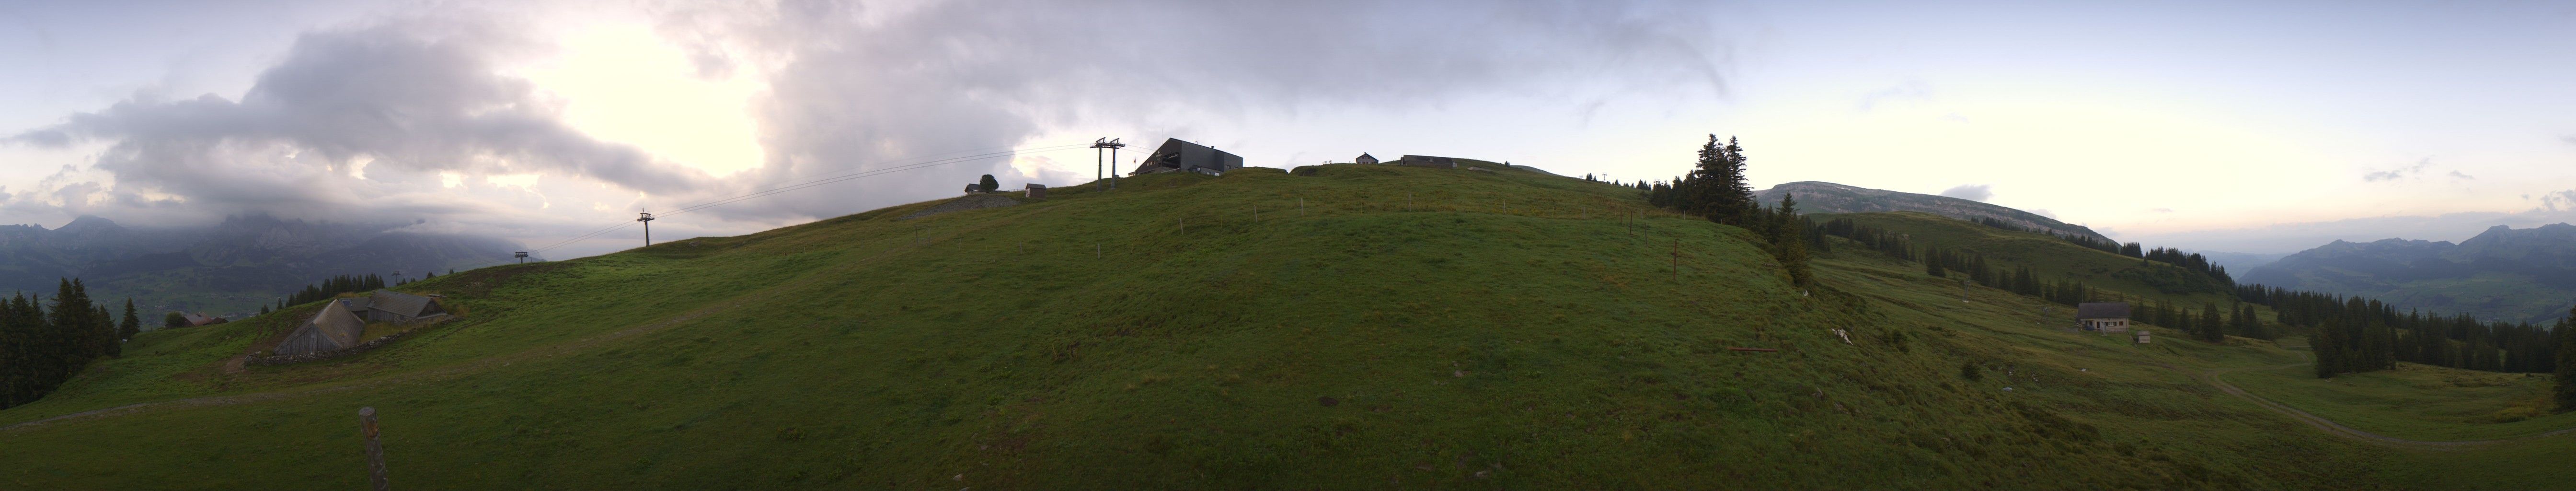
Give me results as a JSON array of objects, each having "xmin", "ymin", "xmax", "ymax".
[
  {"xmin": 1818, "ymin": 211, "xmax": 2239, "ymax": 305},
  {"xmin": 2, "ymin": 163, "xmax": 2569, "ymax": 489},
  {"xmin": 1758, "ymin": 181, "xmax": 2113, "ymax": 244}
]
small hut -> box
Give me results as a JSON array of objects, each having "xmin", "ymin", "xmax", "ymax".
[
  {"xmin": 1355, "ymin": 153, "xmax": 1379, "ymax": 165},
  {"xmin": 1024, "ymin": 183, "xmax": 1047, "ymax": 199},
  {"xmin": 2134, "ymin": 329, "xmax": 2152, "ymax": 344}
]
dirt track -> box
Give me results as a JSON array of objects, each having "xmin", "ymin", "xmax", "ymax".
[{"xmin": 2195, "ymin": 363, "xmax": 2576, "ymax": 449}]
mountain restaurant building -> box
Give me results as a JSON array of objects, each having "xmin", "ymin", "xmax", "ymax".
[{"xmin": 2077, "ymin": 302, "xmax": 2132, "ymax": 333}]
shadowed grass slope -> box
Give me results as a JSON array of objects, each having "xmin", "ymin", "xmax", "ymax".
[{"xmin": 0, "ymin": 165, "xmax": 2567, "ymax": 489}]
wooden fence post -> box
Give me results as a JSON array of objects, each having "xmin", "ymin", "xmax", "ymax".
[{"xmin": 359, "ymin": 407, "xmax": 390, "ymax": 491}]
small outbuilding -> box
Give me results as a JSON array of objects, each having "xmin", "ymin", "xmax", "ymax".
[
  {"xmin": 181, "ymin": 313, "xmax": 227, "ymax": 327},
  {"xmin": 1355, "ymin": 153, "xmax": 1379, "ymax": 165},
  {"xmin": 1398, "ymin": 155, "xmax": 1458, "ymax": 169},
  {"xmin": 1024, "ymin": 183, "xmax": 1047, "ymax": 199},
  {"xmin": 2134, "ymin": 329, "xmax": 2152, "ymax": 344},
  {"xmin": 276, "ymin": 300, "xmax": 367, "ymax": 356},
  {"xmin": 2077, "ymin": 302, "xmax": 2132, "ymax": 333}
]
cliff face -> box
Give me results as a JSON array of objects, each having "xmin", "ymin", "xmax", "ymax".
[{"xmin": 1754, "ymin": 181, "xmax": 2112, "ymax": 243}]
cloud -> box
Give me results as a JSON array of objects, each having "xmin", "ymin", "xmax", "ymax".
[
  {"xmin": 2150, "ymin": 208, "xmax": 2174, "ymax": 213},
  {"xmin": 1856, "ymin": 80, "xmax": 1931, "ymax": 112},
  {"xmin": 1938, "ymin": 184, "xmax": 1991, "ymax": 201},
  {"xmin": 5, "ymin": 16, "xmax": 712, "ymax": 226},
  {"xmin": 5, "ymin": 1, "xmax": 1734, "ymax": 257},
  {"xmin": 2362, "ymin": 158, "xmax": 2433, "ymax": 182},
  {"xmin": 2540, "ymin": 190, "xmax": 2576, "ymax": 212},
  {"xmin": 657, "ymin": 0, "xmax": 1734, "ymax": 222},
  {"xmin": 2561, "ymin": 134, "xmax": 2576, "ymax": 146},
  {"xmin": 2448, "ymin": 170, "xmax": 2473, "ymax": 180}
]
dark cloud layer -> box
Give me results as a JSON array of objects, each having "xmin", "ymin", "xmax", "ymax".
[
  {"xmin": 7, "ymin": 17, "xmax": 709, "ymax": 224},
  {"xmin": 679, "ymin": 0, "xmax": 1730, "ymax": 221},
  {"xmin": 7, "ymin": 0, "xmax": 1730, "ymax": 255}
]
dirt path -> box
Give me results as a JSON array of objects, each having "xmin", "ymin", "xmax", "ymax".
[{"xmin": 2194, "ymin": 363, "xmax": 2576, "ymax": 449}]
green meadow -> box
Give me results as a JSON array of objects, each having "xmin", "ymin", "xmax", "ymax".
[{"xmin": 3, "ymin": 162, "xmax": 2569, "ymax": 489}]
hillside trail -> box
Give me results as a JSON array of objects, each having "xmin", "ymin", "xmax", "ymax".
[
  {"xmin": 2186, "ymin": 362, "xmax": 2576, "ymax": 449},
  {"xmin": 2, "ymin": 207, "xmax": 1060, "ymax": 433}
]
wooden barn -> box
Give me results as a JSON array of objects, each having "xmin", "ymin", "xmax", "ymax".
[
  {"xmin": 2077, "ymin": 302, "xmax": 2132, "ymax": 333},
  {"xmin": 276, "ymin": 300, "xmax": 367, "ymax": 356},
  {"xmin": 1354, "ymin": 153, "xmax": 1378, "ymax": 165}
]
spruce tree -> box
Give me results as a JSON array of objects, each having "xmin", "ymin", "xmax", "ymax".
[
  {"xmin": 118, "ymin": 299, "xmax": 139, "ymax": 343},
  {"xmin": 2198, "ymin": 303, "xmax": 2225, "ymax": 342},
  {"xmin": 1770, "ymin": 194, "xmax": 1812, "ymax": 286},
  {"xmin": 2554, "ymin": 305, "xmax": 2575, "ymax": 411},
  {"xmin": 2314, "ymin": 320, "xmax": 2345, "ymax": 378}
]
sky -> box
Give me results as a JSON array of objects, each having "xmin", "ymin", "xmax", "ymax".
[{"xmin": 4, "ymin": 0, "xmax": 2576, "ymax": 259}]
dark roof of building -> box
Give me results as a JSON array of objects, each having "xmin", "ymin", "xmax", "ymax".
[
  {"xmin": 183, "ymin": 313, "xmax": 214, "ymax": 325},
  {"xmin": 1131, "ymin": 138, "xmax": 1243, "ymax": 175},
  {"xmin": 2076, "ymin": 302, "xmax": 2131, "ymax": 319},
  {"xmin": 369, "ymin": 290, "xmax": 439, "ymax": 318},
  {"xmin": 277, "ymin": 300, "xmax": 367, "ymax": 355}
]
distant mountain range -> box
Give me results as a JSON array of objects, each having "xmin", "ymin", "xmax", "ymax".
[
  {"xmin": 0, "ymin": 215, "xmax": 523, "ymax": 320},
  {"xmin": 2241, "ymin": 223, "xmax": 2576, "ymax": 324},
  {"xmin": 1755, "ymin": 181, "xmax": 2113, "ymax": 244}
]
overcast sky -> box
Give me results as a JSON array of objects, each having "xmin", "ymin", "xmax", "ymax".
[{"xmin": 5, "ymin": 0, "xmax": 2575, "ymax": 257}]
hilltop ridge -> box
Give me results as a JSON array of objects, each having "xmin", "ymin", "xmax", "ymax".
[
  {"xmin": 1757, "ymin": 181, "xmax": 2111, "ymax": 244},
  {"xmin": 2243, "ymin": 222, "xmax": 2576, "ymax": 323}
]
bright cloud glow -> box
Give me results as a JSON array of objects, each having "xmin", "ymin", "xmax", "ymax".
[{"xmin": 519, "ymin": 23, "xmax": 767, "ymax": 176}]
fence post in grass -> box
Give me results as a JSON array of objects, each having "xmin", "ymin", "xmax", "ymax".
[
  {"xmin": 1299, "ymin": 198, "xmax": 1304, "ymax": 217},
  {"xmin": 359, "ymin": 407, "xmax": 390, "ymax": 491}
]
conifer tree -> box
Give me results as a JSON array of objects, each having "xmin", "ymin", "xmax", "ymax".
[
  {"xmin": 2554, "ymin": 305, "xmax": 2575, "ymax": 411},
  {"xmin": 1768, "ymin": 193, "xmax": 1812, "ymax": 286},
  {"xmin": 2314, "ymin": 320, "xmax": 2346, "ymax": 378},
  {"xmin": 118, "ymin": 299, "xmax": 139, "ymax": 343},
  {"xmin": 2199, "ymin": 303, "xmax": 2226, "ymax": 342},
  {"xmin": 978, "ymin": 174, "xmax": 1000, "ymax": 192}
]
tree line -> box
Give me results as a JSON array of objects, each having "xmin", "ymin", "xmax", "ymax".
[
  {"xmin": 1970, "ymin": 217, "xmax": 2234, "ymax": 286},
  {"xmin": 266, "ymin": 273, "xmax": 390, "ymax": 316},
  {"xmin": 1638, "ymin": 135, "xmax": 1815, "ymax": 286},
  {"xmin": 0, "ymin": 279, "xmax": 138, "ymax": 409},
  {"xmin": 1823, "ymin": 215, "xmax": 2283, "ymax": 342},
  {"xmin": 2236, "ymin": 284, "xmax": 2560, "ymax": 378}
]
